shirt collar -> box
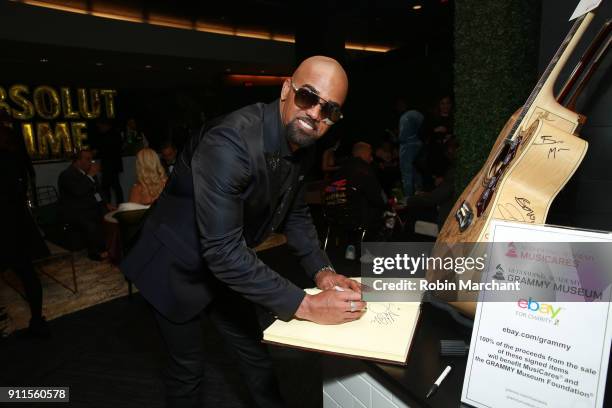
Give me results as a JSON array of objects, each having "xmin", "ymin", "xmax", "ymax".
[
  {"xmin": 74, "ymin": 165, "xmax": 86, "ymax": 176},
  {"xmin": 263, "ymin": 99, "xmax": 300, "ymax": 162}
]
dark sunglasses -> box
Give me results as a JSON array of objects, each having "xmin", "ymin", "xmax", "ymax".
[{"xmin": 291, "ymin": 81, "xmax": 343, "ymax": 125}]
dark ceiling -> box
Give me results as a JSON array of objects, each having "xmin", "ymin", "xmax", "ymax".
[
  {"xmin": 10, "ymin": 0, "xmax": 454, "ymax": 48},
  {"xmin": 0, "ymin": 0, "xmax": 454, "ymax": 89}
]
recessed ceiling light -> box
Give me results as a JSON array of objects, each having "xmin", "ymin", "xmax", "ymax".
[
  {"xmin": 40, "ymin": 57, "xmax": 48, "ymax": 63},
  {"xmin": 145, "ymin": 64, "xmax": 152, "ymax": 69},
  {"xmin": 413, "ymin": 4, "xmax": 422, "ymax": 10}
]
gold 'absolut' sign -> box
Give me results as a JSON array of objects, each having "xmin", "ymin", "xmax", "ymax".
[{"xmin": 0, "ymin": 85, "xmax": 117, "ymax": 160}]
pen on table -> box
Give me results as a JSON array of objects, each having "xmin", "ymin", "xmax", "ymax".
[{"xmin": 425, "ymin": 365, "xmax": 452, "ymax": 399}]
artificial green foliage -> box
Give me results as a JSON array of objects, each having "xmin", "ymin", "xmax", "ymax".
[{"xmin": 454, "ymin": 0, "xmax": 541, "ymax": 191}]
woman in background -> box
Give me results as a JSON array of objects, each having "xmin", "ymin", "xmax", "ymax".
[
  {"xmin": 105, "ymin": 147, "xmax": 167, "ymax": 264},
  {"xmin": 128, "ymin": 147, "xmax": 167, "ymax": 205}
]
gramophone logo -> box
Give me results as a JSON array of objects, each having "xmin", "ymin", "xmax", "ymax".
[
  {"xmin": 506, "ymin": 242, "xmax": 518, "ymax": 258},
  {"xmin": 492, "ymin": 264, "xmax": 506, "ymax": 280}
]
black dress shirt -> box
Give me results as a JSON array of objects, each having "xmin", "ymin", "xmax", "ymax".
[
  {"xmin": 121, "ymin": 99, "xmax": 332, "ymax": 323},
  {"xmin": 190, "ymin": 99, "xmax": 333, "ymax": 320}
]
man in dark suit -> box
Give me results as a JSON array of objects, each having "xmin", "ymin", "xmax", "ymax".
[
  {"xmin": 58, "ymin": 149, "xmax": 113, "ymax": 261},
  {"xmin": 122, "ymin": 56, "xmax": 365, "ymax": 408},
  {"xmin": 159, "ymin": 141, "xmax": 178, "ymax": 176}
]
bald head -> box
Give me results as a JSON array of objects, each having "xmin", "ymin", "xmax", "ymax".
[
  {"xmin": 292, "ymin": 56, "xmax": 348, "ymax": 106},
  {"xmin": 352, "ymin": 142, "xmax": 373, "ymax": 164},
  {"xmin": 280, "ymin": 56, "xmax": 349, "ymax": 150}
]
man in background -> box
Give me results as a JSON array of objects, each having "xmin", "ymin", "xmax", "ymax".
[
  {"xmin": 160, "ymin": 141, "xmax": 178, "ymax": 176},
  {"xmin": 397, "ymin": 97, "xmax": 424, "ymax": 197},
  {"xmin": 327, "ymin": 142, "xmax": 389, "ymax": 239},
  {"xmin": 58, "ymin": 150, "xmax": 114, "ymax": 261}
]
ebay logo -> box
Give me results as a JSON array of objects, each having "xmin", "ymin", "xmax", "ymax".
[{"xmin": 517, "ymin": 297, "xmax": 562, "ymax": 319}]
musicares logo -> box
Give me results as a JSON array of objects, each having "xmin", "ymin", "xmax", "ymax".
[
  {"xmin": 517, "ymin": 297, "xmax": 562, "ymax": 325},
  {"xmin": 504, "ymin": 242, "xmax": 578, "ymax": 267},
  {"xmin": 506, "ymin": 242, "xmax": 518, "ymax": 258}
]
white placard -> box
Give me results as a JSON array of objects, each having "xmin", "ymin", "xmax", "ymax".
[
  {"xmin": 570, "ymin": 0, "xmax": 602, "ymax": 20},
  {"xmin": 461, "ymin": 221, "xmax": 612, "ymax": 408}
]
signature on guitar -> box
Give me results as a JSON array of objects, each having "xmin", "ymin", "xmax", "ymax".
[
  {"xmin": 548, "ymin": 147, "xmax": 570, "ymax": 159},
  {"xmin": 532, "ymin": 135, "xmax": 571, "ymax": 158},
  {"xmin": 497, "ymin": 197, "xmax": 536, "ymax": 223},
  {"xmin": 533, "ymin": 135, "xmax": 563, "ymax": 145}
]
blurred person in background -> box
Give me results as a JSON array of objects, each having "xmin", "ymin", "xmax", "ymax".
[
  {"xmin": 58, "ymin": 149, "xmax": 114, "ymax": 261},
  {"xmin": 121, "ymin": 117, "xmax": 148, "ymax": 156},
  {"xmin": 396, "ymin": 96, "xmax": 424, "ymax": 198},
  {"xmin": 328, "ymin": 142, "xmax": 390, "ymax": 240},
  {"xmin": 160, "ymin": 141, "xmax": 178, "ymax": 176},
  {"xmin": 92, "ymin": 119, "xmax": 124, "ymax": 204},
  {"xmin": 128, "ymin": 148, "xmax": 168, "ymax": 206},
  {"xmin": 321, "ymin": 138, "xmax": 341, "ymax": 180},
  {"xmin": 0, "ymin": 112, "xmax": 50, "ymax": 337},
  {"xmin": 417, "ymin": 95, "xmax": 454, "ymax": 191}
]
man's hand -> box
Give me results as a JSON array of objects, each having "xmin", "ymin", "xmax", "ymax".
[
  {"xmin": 315, "ymin": 269, "xmax": 361, "ymax": 293},
  {"xmin": 106, "ymin": 203, "xmax": 117, "ymax": 211},
  {"xmin": 294, "ymin": 290, "xmax": 367, "ymax": 324}
]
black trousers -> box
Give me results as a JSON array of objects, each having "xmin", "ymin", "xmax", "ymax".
[{"xmin": 152, "ymin": 291, "xmax": 285, "ymax": 408}]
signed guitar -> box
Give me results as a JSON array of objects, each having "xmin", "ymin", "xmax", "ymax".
[
  {"xmin": 430, "ymin": 12, "xmax": 607, "ymax": 316},
  {"xmin": 438, "ymin": 13, "xmax": 595, "ymax": 244}
]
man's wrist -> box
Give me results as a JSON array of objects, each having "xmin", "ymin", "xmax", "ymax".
[
  {"xmin": 295, "ymin": 294, "xmax": 312, "ymax": 320},
  {"xmin": 313, "ymin": 265, "xmax": 335, "ymax": 281}
]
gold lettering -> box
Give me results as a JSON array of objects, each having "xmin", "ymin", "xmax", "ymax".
[
  {"xmin": 21, "ymin": 123, "xmax": 36, "ymax": 157},
  {"xmin": 33, "ymin": 86, "xmax": 61, "ymax": 120},
  {"xmin": 60, "ymin": 87, "xmax": 80, "ymax": 119},
  {"xmin": 9, "ymin": 85, "xmax": 34, "ymax": 120},
  {"xmin": 71, "ymin": 122, "xmax": 88, "ymax": 151},
  {"xmin": 36, "ymin": 122, "xmax": 72, "ymax": 158},
  {"xmin": 77, "ymin": 88, "xmax": 100, "ymax": 119},
  {"xmin": 99, "ymin": 89, "xmax": 117, "ymax": 119},
  {"xmin": 0, "ymin": 87, "xmax": 11, "ymax": 117}
]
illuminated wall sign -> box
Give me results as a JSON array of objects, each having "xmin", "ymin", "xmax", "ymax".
[{"xmin": 0, "ymin": 85, "xmax": 117, "ymax": 161}]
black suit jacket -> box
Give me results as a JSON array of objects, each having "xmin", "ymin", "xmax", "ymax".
[
  {"xmin": 121, "ymin": 100, "xmax": 331, "ymax": 323},
  {"xmin": 57, "ymin": 165, "xmax": 103, "ymax": 222}
]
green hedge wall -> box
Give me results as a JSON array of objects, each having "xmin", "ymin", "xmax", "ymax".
[{"xmin": 454, "ymin": 0, "xmax": 541, "ymax": 190}]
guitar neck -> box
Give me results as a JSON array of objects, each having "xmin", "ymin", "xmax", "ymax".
[
  {"xmin": 558, "ymin": 19, "xmax": 612, "ymax": 107},
  {"xmin": 505, "ymin": 12, "xmax": 595, "ymax": 142}
]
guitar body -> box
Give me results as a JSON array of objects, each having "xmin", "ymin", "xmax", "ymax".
[{"xmin": 438, "ymin": 111, "xmax": 587, "ymax": 244}]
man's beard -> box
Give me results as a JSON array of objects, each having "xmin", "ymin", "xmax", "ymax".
[{"xmin": 286, "ymin": 117, "xmax": 317, "ymax": 148}]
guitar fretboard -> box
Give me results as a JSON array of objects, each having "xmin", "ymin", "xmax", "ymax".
[{"xmin": 505, "ymin": 14, "xmax": 588, "ymax": 144}]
